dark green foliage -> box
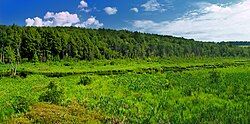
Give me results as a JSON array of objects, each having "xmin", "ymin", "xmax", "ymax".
[
  {"xmin": 220, "ymin": 41, "xmax": 250, "ymax": 46},
  {"xmin": 209, "ymin": 70, "xmax": 221, "ymax": 84},
  {"xmin": 110, "ymin": 61, "xmax": 115, "ymax": 65},
  {"xmin": 11, "ymin": 96, "xmax": 30, "ymax": 113},
  {"xmin": 63, "ymin": 62, "xmax": 71, "ymax": 66},
  {"xmin": 32, "ymin": 52, "xmax": 39, "ymax": 62},
  {"xmin": 19, "ymin": 71, "xmax": 28, "ymax": 78},
  {"xmin": 78, "ymin": 76, "xmax": 92, "ymax": 86},
  {"xmin": 0, "ymin": 25, "xmax": 249, "ymax": 63},
  {"xmin": 39, "ymin": 81, "xmax": 64, "ymax": 104}
]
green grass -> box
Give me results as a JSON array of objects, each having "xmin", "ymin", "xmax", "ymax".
[
  {"xmin": 0, "ymin": 57, "xmax": 249, "ymax": 123},
  {"xmin": 1, "ymin": 57, "xmax": 248, "ymax": 73}
]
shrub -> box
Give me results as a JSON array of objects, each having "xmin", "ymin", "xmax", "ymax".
[
  {"xmin": 209, "ymin": 70, "xmax": 221, "ymax": 84},
  {"xmin": 64, "ymin": 62, "xmax": 71, "ymax": 66},
  {"xmin": 110, "ymin": 61, "xmax": 115, "ymax": 65},
  {"xmin": 19, "ymin": 71, "xmax": 28, "ymax": 78},
  {"xmin": 39, "ymin": 81, "xmax": 64, "ymax": 104},
  {"xmin": 182, "ymin": 88, "xmax": 192, "ymax": 96},
  {"xmin": 11, "ymin": 96, "xmax": 30, "ymax": 113},
  {"xmin": 78, "ymin": 76, "xmax": 92, "ymax": 86}
]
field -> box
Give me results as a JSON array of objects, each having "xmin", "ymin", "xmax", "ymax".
[{"xmin": 0, "ymin": 57, "xmax": 249, "ymax": 123}]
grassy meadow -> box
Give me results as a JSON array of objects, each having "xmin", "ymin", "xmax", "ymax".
[{"xmin": 0, "ymin": 57, "xmax": 249, "ymax": 123}]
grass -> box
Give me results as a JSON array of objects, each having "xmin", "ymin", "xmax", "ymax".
[
  {"xmin": 1, "ymin": 57, "xmax": 248, "ymax": 73},
  {"xmin": 0, "ymin": 57, "xmax": 249, "ymax": 123}
]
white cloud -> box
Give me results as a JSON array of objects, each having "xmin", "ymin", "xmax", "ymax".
[
  {"xmin": 104, "ymin": 7, "xmax": 118, "ymax": 15},
  {"xmin": 25, "ymin": 17, "xmax": 43, "ymax": 27},
  {"xmin": 141, "ymin": 0, "xmax": 163, "ymax": 11},
  {"xmin": 75, "ymin": 16, "xmax": 103, "ymax": 28},
  {"xmin": 78, "ymin": 0, "xmax": 88, "ymax": 8},
  {"xmin": 43, "ymin": 11, "xmax": 80, "ymax": 26},
  {"xmin": 130, "ymin": 8, "xmax": 139, "ymax": 13},
  {"xmin": 133, "ymin": 0, "xmax": 250, "ymax": 41},
  {"xmin": 25, "ymin": 18, "xmax": 34, "ymax": 26},
  {"xmin": 78, "ymin": 0, "xmax": 91, "ymax": 12},
  {"xmin": 25, "ymin": 11, "xmax": 103, "ymax": 28}
]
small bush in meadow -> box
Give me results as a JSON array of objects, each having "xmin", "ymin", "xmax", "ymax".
[
  {"xmin": 11, "ymin": 96, "xmax": 30, "ymax": 113},
  {"xmin": 78, "ymin": 76, "xmax": 92, "ymax": 86},
  {"xmin": 64, "ymin": 62, "xmax": 71, "ymax": 66},
  {"xmin": 39, "ymin": 81, "xmax": 64, "ymax": 105},
  {"xmin": 19, "ymin": 71, "xmax": 28, "ymax": 78},
  {"xmin": 209, "ymin": 70, "xmax": 221, "ymax": 84},
  {"xmin": 110, "ymin": 61, "xmax": 115, "ymax": 65}
]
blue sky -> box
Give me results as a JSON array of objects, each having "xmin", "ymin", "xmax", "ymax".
[{"xmin": 0, "ymin": 0, "xmax": 249, "ymax": 41}]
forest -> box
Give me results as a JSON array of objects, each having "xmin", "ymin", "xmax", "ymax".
[{"xmin": 0, "ymin": 25, "xmax": 249, "ymax": 64}]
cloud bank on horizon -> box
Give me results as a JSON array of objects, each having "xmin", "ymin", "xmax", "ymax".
[
  {"xmin": 21, "ymin": 0, "xmax": 250, "ymax": 41},
  {"xmin": 133, "ymin": 0, "xmax": 250, "ymax": 41}
]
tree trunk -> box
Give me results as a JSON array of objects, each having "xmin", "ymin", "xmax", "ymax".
[
  {"xmin": 11, "ymin": 63, "xmax": 17, "ymax": 76},
  {"xmin": 1, "ymin": 44, "xmax": 4, "ymax": 63}
]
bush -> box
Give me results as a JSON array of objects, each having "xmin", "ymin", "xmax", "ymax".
[
  {"xmin": 78, "ymin": 76, "xmax": 92, "ymax": 86},
  {"xmin": 64, "ymin": 62, "xmax": 71, "ymax": 66},
  {"xmin": 110, "ymin": 61, "xmax": 115, "ymax": 65},
  {"xmin": 19, "ymin": 71, "xmax": 28, "ymax": 78},
  {"xmin": 39, "ymin": 81, "xmax": 64, "ymax": 104},
  {"xmin": 209, "ymin": 70, "xmax": 221, "ymax": 84},
  {"xmin": 11, "ymin": 96, "xmax": 30, "ymax": 113}
]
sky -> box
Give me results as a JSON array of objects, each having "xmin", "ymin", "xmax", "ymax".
[{"xmin": 0, "ymin": 0, "xmax": 249, "ymax": 42}]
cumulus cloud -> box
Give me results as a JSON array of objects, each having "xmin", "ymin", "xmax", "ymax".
[
  {"xmin": 25, "ymin": 11, "xmax": 103, "ymax": 28},
  {"xmin": 25, "ymin": 17, "xmax": 43, "ymax": 27},
  {"xmin": 133, "ymin": 0, "xmax": 250, "ymax": 41},
  {"xmin": 78, "ymin": 0, "xmax": 88, "ymax": 8},
  {"xmin": 78, "ymin": 0, "xmax": 91, "ymax": 12},
  {"xmin": 104, "ymin": 7, "xmax": 118, "ymax": 15},
  {"xmin": 130, "ymin": 8, "xmax": 139, "ymax": 13},
  {"xmin": 43, "ymin": 12, "xmax": 80, "ymax": 26},
  {"xmin": 75, "ymin": 16, "xmax": 103, "ymax": 28}
]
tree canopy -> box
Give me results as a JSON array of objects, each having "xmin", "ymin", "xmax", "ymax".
[{"xmin": 0, "ymin": 25, "xmax": 249, "ymax": 63}]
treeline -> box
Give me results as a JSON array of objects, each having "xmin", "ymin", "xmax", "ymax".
[
  {"xmin": 220, "ymin": 41, "xmax": 250, "ymax": 46},
  {"xmin": 0, "ymin": 25, "xmax": 249, "ymax": 63}
]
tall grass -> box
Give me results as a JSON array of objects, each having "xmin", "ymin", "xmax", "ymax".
[{"xmin": 0, "ymin": 58, "xmax": 249, "ymax": 123}]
